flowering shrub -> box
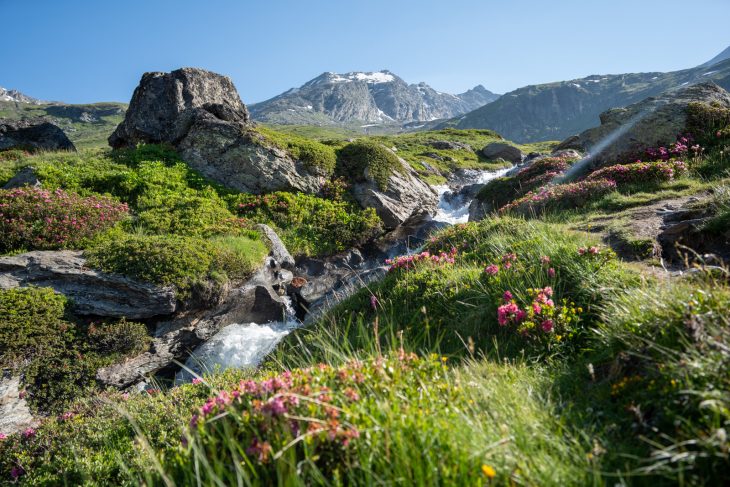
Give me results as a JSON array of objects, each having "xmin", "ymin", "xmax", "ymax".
[
  {"xmin": 385, "ymin": 247, "xmax": 457, "ymax": 272},
  {"xmin": 0, "ymin": 187, "xmax": 128, "ymax": 252},
  {"xmin": 499, "ymin": 179, "xmax": 617, "ymax": 215},
  {"xmin": 184, "ymin": 353, "xmax": 458, "ymax": 481},
  {"xmin": 585, "ymin": 159, "xmax": 688, "ymax": 185},
  {"xmin": 645, "ymin": 135, "xmax": 702, "ymax": 161},
  {"xmin": 687, "ymin": 101, "xmax": 730, "ymax": 146},
  {"xmin": 474, "ymin": 156, "xmax": 574, "ymax": 211}
]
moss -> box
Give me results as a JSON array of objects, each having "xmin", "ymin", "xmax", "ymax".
[
  {"xmin": 254, "ymin": 126, "xmax": 337, "ymax": 176},
  {"xmin": 336, "ymin": 140, "xmax": 403, "ymax": 191},
  {"xmin": 86, "ymin": 233, "xmax": 267, "ymax": 297}
]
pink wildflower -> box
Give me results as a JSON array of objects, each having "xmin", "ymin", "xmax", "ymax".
[
  {"xmin": 22, "ymin": 427, "xmax": 36, "ymax": 439},
  {"xmin": 503, "ymin": 290, "xmax": 513, "ymax": 302},
  {"xmin": 192, "ymin": 377, "xmax": 203, "ymax": 385},
  {"xmin": 540, "ymin": 255, "xmax": 550, "ymax": 265},
  {"xmin": 548, "ymin": 267, "xmax": 556, "ymax": 278},
  {"xmin": 484, "ymin": 264, "xmax": 499, "ymax": 276},
  {"xmin": 370, "ymin": 294, "xmax": 378, "ymax": 311},
  {"xmin": 541, "ymin": 320, "xmax": 554, "ymax": 333}
]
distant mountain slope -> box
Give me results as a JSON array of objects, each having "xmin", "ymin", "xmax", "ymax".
[
  {"xmin": 249, "ymin": 70, "xmax": 499, "ymax": 126},
  {"xmin": 703, "ymin": 45, "xmax": 730, "ymax": 67},
  {"xmin": 0, "ymin": 86, "xmax": 45, "ymax": 105},
  {"xmin": 0, "ymin": 95, "xmax": 127, "ymax": 148},
  {"xmin": 447, "ymin": 48, "xmax": 730, "ymax": 143}
]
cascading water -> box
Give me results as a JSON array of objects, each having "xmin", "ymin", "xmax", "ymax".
[
  {"xmin": 432, "ymin": 167, "xmax": 510, "ymax": 224},
  {"xmin": 179, "ymin": 167, "xmax": 510, "ymax": 380}
]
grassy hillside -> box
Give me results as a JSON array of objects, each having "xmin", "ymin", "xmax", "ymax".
[
  {"xmin": 0, "ymin": 101, "xmax": 126, "ymax": 148},
  {"xmin": 0, "ymin": 112, "xmax": 729, "ymax": 485}
]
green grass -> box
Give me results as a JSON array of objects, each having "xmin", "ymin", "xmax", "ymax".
[{"xmin": 254, "ymin": 126, "xmax": 338, "ymax": 176}]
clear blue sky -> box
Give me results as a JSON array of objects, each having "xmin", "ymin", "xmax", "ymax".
[{"xmin": 2, "ymin": 0, "xmax": 728, "ymax": 104}]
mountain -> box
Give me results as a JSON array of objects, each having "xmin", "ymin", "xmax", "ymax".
[
  {"xmin": 0, "ymin": 86, "xmax": 45, "ymax": 104},
  {"xmin": 249, "ymin": 70, "xmax": 499, "ymax": 126},
  {"xmin": 446, "ymin": 48, "xmax": 730, "ymax": 143},
  {"xmin": 0, "ymin": 92, "xmax": 127, "ymax": 148},
  {"xmin": 703, "ymin": 45, "xmax": 730, "ymax": 67}
]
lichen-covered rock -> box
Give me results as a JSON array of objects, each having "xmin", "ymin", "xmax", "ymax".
[
  {"xmin": 174, "ymin": 109, "xmax": 323, "ymax": 193},
  {"xmin": 0, "ymin": 118, "xmax": 75, "ymax": 152},
  {"xmin": 0, "ymin": 251, "xmax": 176, "ymax": 319},
  {"xmin": 108, "ymin": 67, "xmax": 249, "ymax": 148},
  {"xmin": 0, "ymin": 373, "xmax": 36, "ymax": 436},
  {"xmin": 2, "ymin": 166, "xmax": 41, "ymax": 189},
  {"xmin": 566, "ymin": 82, "xmax": 730, "ymax": 170},
  {"xmin": 350, "ymin": 156, "xmax": 438, "ymax": 229}
]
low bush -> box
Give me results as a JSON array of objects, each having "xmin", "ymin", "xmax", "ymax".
[
  {"xmin": 687, "ymin": 101, "xmax": 730, "ymax": 146},
  {"xmin": 85, "ymin": 233, "xmax": 268, "ymax": 297},
  {"xmin": 231, "ymin": 191, "xmax": 382, "ymax": 256},
  {"xmin": 475, "ymin": 156, "xmax": 572, "ymax": 212},
  {"xmin": 0, "ymin": 287, "xmax": 149, "ymax": 413},
  {"xmin": 585, "ymin": 159, "xmax": 688, "ymax": 185},
  {"xmin": 0, "ymin": 187, "xmax": 128, "ymax": 253},
  {"xmin": 336, "ymin": 141, "xmax": 403, "ymax": 191},
  {"xmin": 499, "ymin": 179, "xmax": 617, "ymax": 215},
  {"xmin": 255, "ymin": 127, "xmax": 337, "ymax": 176}
]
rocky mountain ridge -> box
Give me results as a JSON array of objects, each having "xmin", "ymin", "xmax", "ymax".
[
  {"xmin": 249, "ymin": 70, "xmax": 499, "ymax": 126},
  {"xmin": 446, "ymin": 47, "xmax": 730, "ymax": 142}
]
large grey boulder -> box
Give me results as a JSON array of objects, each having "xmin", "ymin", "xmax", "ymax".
[
  {"xmin": 350, "ymin": 156, "xmax": 438, "ymax": 229},
  {"xmin": 482, "ymin": 142, "xmax": 523, "ymax": 163},
  {"xmin": 256, "ymin": 223, "xmax": 295, "ymax": 269},
  {"xmin": 2, "ymin": 166, "xmax": 41, "ymax": 189},
  {"xmin": 108, "ymin": 67, "xmax": 249, "ymax": 148},
  {"xmin": 109, "ymin": 67, "xmax": 324, "ymax": 194},
  {"xmin": 0, "ymin": 251, "xmax": 176, "ymax": 319},
  {"xmin": 174, "ymin": 108, "xmax": 323, "ymax": 193},
  {"xmin": 0, "ymin": 118, "xmax": 75, "ymax": 152},
  {"xmin": 566, "ymin": 82, "xmax": 730, "ymax": 170}
]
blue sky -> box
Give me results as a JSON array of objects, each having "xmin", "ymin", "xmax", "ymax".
[{"xmin": 1, "ymin": 0, "xmax": 728, "ymax": 104}]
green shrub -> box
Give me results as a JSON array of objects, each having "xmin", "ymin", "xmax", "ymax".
[
  {"xmin": 255, "ymin": 127, "xmax": 337, "ymax": 176},
  {"xmin": 0, "ymin": 287, "xmax": 71, "ymax": 368},
  {"xmin": 85, "ymin": 234, "xmax": 267, "ymax": 296},
  {"xmin": 686, "ymin": 101, "xmax": 730, "ymax": 146},
  {"xmin": 231, "ymin": 191, "xmax": 382, "ymax": 256},
  {"xmin": 337, "ymin": 141, "xmax": 403, "ymax": 191},
  {"xmin": 0, "ymin": 287, "xmax": 150, "ymax": 413},
  {"xmin": 86, "ymin": 319, "xmax": 150, "ymax": 356},
  {"xmin": 500, "ymin": 179, "xmax": 618, "ymax": 216}
]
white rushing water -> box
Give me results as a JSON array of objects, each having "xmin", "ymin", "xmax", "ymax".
[
  {"xmin": 179, "ymin": 167, "xmax": 510, "ymax": 380},
  {"xmin": 433, "ymin": 167, "xmax": 510, "ymax": 224}
]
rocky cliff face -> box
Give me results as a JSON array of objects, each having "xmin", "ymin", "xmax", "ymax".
[
  {"xmin": 249, "ymin": 71, "xmax": 499, "ymax": 125},
  {"xmin": 450, "ymin": 54, "xmax": 730, "ymax": 143}
]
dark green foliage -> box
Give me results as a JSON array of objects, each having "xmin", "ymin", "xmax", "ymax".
[
  {"xmin": 255, "ymin": 126, "xmax": 337, "ymax": 176},
  {"xmin": 0, "ymin": 287, "xmax": 150, "ymax": 413},
  {"xmin": 336, "ymin": 141, "xmax": 403, "ymax": 190},
  {"xmin": 85, "ymin": 233, "xmax": 267, "ymax": 296},
  {"xmin": 231, "ymin": 191, "xmax": 382, "ymax": 256},
  {"xmin": 686, "ymin": 101, "xmax": 730, "ymax": 146}
]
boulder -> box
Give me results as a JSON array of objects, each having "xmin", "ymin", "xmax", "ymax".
[
  {"xmin": 481, "ymin": 142, "xmax": 523, "ymax": 163},
  {"xmin": 109, "ymin": 68, "xmax": 323, "ymax": 194},
  {"xmin": 2, "ymin": 166, "xmax": 41, "ymax": 189},
  {"xmin": 256, "ymin": 224, "xmax": 295, "ymax": 269},
  {"xmin": 427, "ymin": 140, "xmax": 472, "ymax": 151},
  {"xmin": 553, "ymin": 135, "xmax": 584, "ymax": 152},
  {"xmin": 0, "ymin": 251, "xmax": 176, "ymax": 319},
  {"xmin": 350, "ymin": 156, "xmax": 438, "ymax": 229},
  {"xmin": 0, "ymin": 118, "xmax": 75, "ymax": 152},
  {"xmin": 0, "ymin": 373, "xmax": 36, "ymax": 436},
  {"xmin": 569, "ymin": 82, "xmax": 730, "ymax": 170},
  {"xmin": 175, "ymin": 110, "xmax": 323, "ymax": 193},
  {"xmin": 108, "ymin": 67, "xmax": 249, "ymax": 148},
  {"xmin": 550, "ymin": 149, "xmax": 582, "ymax": 160}
]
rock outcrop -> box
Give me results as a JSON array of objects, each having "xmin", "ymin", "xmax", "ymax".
[
  {"xmin": 0, "ymin": 373, "xmax": 35, "ymax": 436},
  {"xmin": 481, "ymin": 142, "xmax": 523, "ymax": 163},
  {"xmin": 109, "ymin": 67, "xmax": 323, "ymax": 194},
  {"xmin": 109, "ymin": 67, "xmax": 249, "ymax": 148},
  {"xmin": 96, "ymin": 257, "xmax": 289, "ymax": 389},
  {"xmin": 0, "ymin": 251, "xmax": 176, "ymax": 319},
  {"xmin": 349, "ymin": 156, "xmax": 438, "ymax": 229},
  {"xmin": 565, "ymin": 82, "xmax": 730, "ymax": 171},
  {"xmin": 2, "ymin": 166, "xmax": 41, "ymax": 189},
  {"xmin": 0, "ymin": 118, "xmax": 75, "ymax": 152}
]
